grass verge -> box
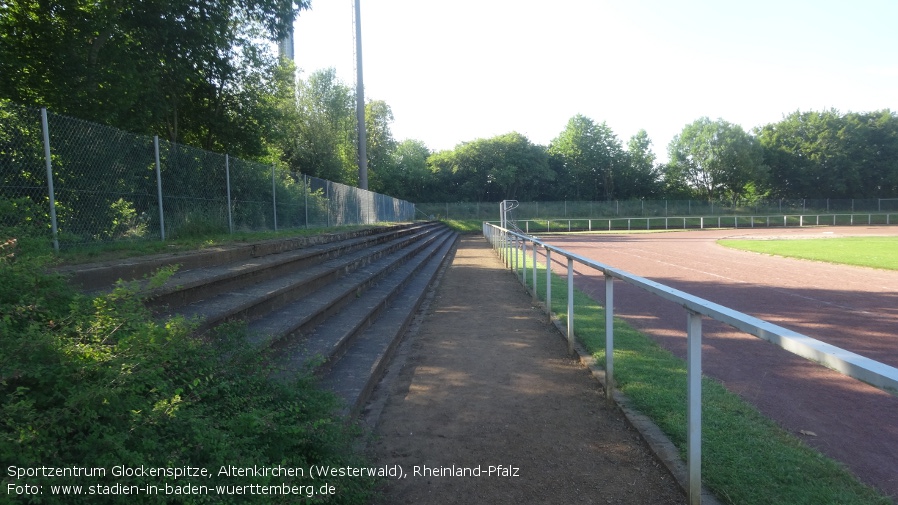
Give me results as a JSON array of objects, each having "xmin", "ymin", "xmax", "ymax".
[
  {"xmin": 719, "ymin": 236, "xmax": 898, "ymax": 271},
  {"xmin": 507, "ymin": 249, "xmax": 890, "ymax": 505}
]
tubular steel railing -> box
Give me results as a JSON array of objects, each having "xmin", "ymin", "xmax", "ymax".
[{"xmin": 482, "ymin": 222, "xmax": 898, "ymax": 505}]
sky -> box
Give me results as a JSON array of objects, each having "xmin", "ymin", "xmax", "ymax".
[{"xmin": 293, "ymin": 0, "xmax": 898, "ymax": 162}]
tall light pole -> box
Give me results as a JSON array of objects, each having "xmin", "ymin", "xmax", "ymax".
[
  {"xmin": 278, "ymin": 26, "xmax": 294, "ymax": 61},
  {"xmin": 354, "ymin": 0, "xmax": 368, "ymax": 190}
]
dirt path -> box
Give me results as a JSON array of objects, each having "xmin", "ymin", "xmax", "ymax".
[
  {"xmin": 363, "ymin": 236, "xmax": 685, "ymax": 505},
  {"xmin": 545, "ymin": 226, "xmax": 898, "ymax": 499}
]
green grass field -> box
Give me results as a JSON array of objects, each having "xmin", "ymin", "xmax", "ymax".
[{"xmin": 718, "ymin": 236, "xmax": 898, "ymax": 270}]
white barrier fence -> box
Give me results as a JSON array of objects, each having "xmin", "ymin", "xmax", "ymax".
[
  {"xmin": 504, "ymin": 213, "xmax": 895, "ymax": 234},
  {"xmin": 483, "ymin": 222, "xmax": 898, "ymax": 505}
]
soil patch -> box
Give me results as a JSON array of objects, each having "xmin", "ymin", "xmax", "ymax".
[{"xmin": 364, "ymin": 236, "xmax": 685, "ymax": 504}]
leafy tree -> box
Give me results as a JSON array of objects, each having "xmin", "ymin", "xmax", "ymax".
[
  {"xmin": 617, "ymin": 129, "xmax": 662, "ymax": 199},
  {"xmin": 426, "ymin": 133, "xmax": 551, "ymax": 202},
  {"xmin": 757, "ymin": 109, "xmax": 898, "ymax": 198},
  {"xmin": 665, "ymin": 117, "xmax": 765, "ymax": 203},
  {"xmin": 548, "ymin": 115, "xmax": 625, "ymax": 201},
  {"xmin": 378, "ymin": 139, "xmax": 431, "ymax": 202},
  {"xmin": 365, "ymin": 100, "xmax": 398, "ymax": 193},
  {"xmin": 0, "ymin": 0, "xmax": 307, "ymax": 159},
  {"xmin": 281, "ymin": 68, "xmax": 357, "ymax": 184}
]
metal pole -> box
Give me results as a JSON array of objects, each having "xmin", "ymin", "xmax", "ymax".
[
  {"xmin": 354, "ymin": 0, "xmax": 368, "ymax": 190},
  {"xmin": 513, "ymin": 236, "xmax": 518, "ymax": 275},
  {"xmin": 304, "ymin": 174, "xmax": 309, "ymax": 228},
  {"xmin": 567, "ymin": 257, "xmax": 575, "ymax": 355},
  {"xmin": 40, "ymin": 108, "xmax": 59, "ymax": 252},
  {"xmin": 687, "ymin": 310, "xmax": 703, "ymax": 505},
  {"xmin": 532, "ymin": 240, "xmax": 537, "ymax": 302},
  {"xmin": 604, "ymin": 274, "xmax": 614, "ymax": 401},
  {"xmin": 545, "ymin": 248, "xmax": 552, "ymax": 318},
  {"xmin": 272, "ymin": 165, "xmax": 278, "ymax": 231},
  {"xmin": 225, "ymin": 154, "xmax": 233, "ymax": 234},
  {"xmin": 154, "ymin": 136, "xmax": 166, "ymax": 240}
]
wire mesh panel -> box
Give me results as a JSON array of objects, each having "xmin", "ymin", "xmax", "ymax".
[
  {"xmin": 229, "ymin": 157, "xmax": 275, "ymax": 232},
  {"xmin": 0, "ymin": 102, "xmax": 48, "ymax": 242},
  {"xmin": 421, "ymin": 199, "xmax": 895, "ymax": 221},
  {"xmin": 158, "ymin": 142, "xmax": 230, "ymax": 238},
  {"xmin": 1, "ymin": 103, "xmax": 416, "ymax": 250},
  {"xmin": 45, "ymin": 112, "xmax": 159, "ymax": 246}
]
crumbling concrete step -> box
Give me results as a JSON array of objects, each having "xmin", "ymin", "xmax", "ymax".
[
  {"xmin": 147, "ymin": 222, "xmax": 440, "ymax": 311},
  {"xmin": 244, "ymin": 228, "xmax": 452, "ymax": 348},
  {"xmin": 271, "ymin": 229, "xmax": 456, "ymax": 372},
  {"xmin": 167, "ymin": 225, "xmax": 446, "ymax": 335},
  {"xmin": 58, "ymin": 223, "xmax": 423, "ymax": 291},
  {"xmin": 318, "ymin": 231, "xmax": 458, "ymax": 417}
]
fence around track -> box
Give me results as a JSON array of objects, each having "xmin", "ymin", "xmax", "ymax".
[
  {"xmin": 504, "ymin": 213, "xmax": 896, "ymax": 233},
  {"xmin": 0, "ymin": 102, "xmax": 415, "ymax": 251},
  {"xmin": 419, "ymin": 199, "xmax": 898, "ymax": 222},
  {"xmin": 482, "ymin": 222, "xmax": 898, "ymax": 505}
]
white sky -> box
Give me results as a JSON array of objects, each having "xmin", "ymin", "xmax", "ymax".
[{"xmin": 293, "ymin": 0, "xmax": 898, "ymax": 161}]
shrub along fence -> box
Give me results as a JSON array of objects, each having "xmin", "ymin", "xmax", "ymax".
[{"xmin": 0, "ymin": 102, "xmax": 415, "ymax": 251}]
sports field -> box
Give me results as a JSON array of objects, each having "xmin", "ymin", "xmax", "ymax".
[
  {"xmin": 719, "ymin": 236, "xmax": 898, "ymax": 270},
  {"xmin": 542, "ymin": 226, "xmax": 898, "ymax": 498}
]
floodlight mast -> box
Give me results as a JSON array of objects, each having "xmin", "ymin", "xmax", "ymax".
[{"xmin": 354, "ymin": 0, "xmax": 369, "ymax": 190}]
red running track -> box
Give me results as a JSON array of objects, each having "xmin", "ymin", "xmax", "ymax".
[{"xmin": 542, "ymin": 226, "xmax": 898, "ymax": 498}]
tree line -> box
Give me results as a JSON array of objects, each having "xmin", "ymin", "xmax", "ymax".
[
  {"xmin": 3, "ymin": 0, "xmax": 896, "ymax": 205},
  {"xmin": 391, "ymin": 109, "xmax": 898, "ymax": 204}
]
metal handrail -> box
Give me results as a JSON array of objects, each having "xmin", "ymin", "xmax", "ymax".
[{"xmin": 482, "ymin": 222, "xmax": 898, "ymax": 505}]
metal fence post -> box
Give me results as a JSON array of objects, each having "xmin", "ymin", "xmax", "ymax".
[
  {"xmin": 545, "ymin": 248, "xmax": 552, "ymax": 319},
  {"xmin": 687, "ymin": 310, "xmax": 703, "ymax": 505},
  {"xmin": 225, "ymin": 154, "xmax": 233, "ymax": 234},
  {"xmin": 271, "ymin": 164, "xmax": 278, "ymax": 231},
  {"xmin": 567, "ymin": 257, "xmax": 575, "ymax": 355},
  {"xmin": 304, "ymin": 174, "xmax": 309, "ymax": 228},
  {"xmin": 154, "ymin": 136, "xmax": 165, "ymax": 240},
  {"xmin": 40, "ymin": 108, "xmax": 60, "ymax": 252},
  {"xmin": 605, "ymin": 274, "xmax": 614, "ymax": 401}
]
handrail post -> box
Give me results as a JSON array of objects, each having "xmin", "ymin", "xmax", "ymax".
[
  {"xmin": 604, "ymin": 273, "xmax": 614, "ymax": 401},
  {"xmin": 532, "ymin": 241, "xmax": 537, "ymax": 302},
  {"xmin": 687, "ymin": 310, "xmax": 703, "ymax": 505},
  {"xmin": 567, "ymin": 257, "xmax": 575, "ymax": 355},
  {"xmin": 513, "ymin": 236, "xmax": 518, "ymax": 273}
]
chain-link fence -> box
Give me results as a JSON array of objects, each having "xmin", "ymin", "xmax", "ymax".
[
  {"xmin": 0, "ymin": 102, "xmax": 415, "ymax": 251},
  {"xmin": 419, "ymin": 198, "xmax": 898, "ymax": 222}
]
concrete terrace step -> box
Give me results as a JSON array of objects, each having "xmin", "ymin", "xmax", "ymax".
[
  {"xmin": 58, "ymin": 223, "xmax": 424, "ymax": 292},
  {"xmin": 159, "ymin": 223, "xmax": 448, "ymax": 334},
  {"xmin": 146, "ymin": 223, "xmax": 438, "ymax": 312},
  {"xmin": 60, "ymin": 221, "xmax": 459, "ymax": 419},
  {"xmin": 271, "ymin": 228, "xmax": 456, "ymax": 372},
  {"xmin": 316, "ymin": 233, "xmax": 458, "ymax": 417}
]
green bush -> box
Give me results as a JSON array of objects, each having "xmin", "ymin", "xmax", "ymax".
[{"xmin": 1, "ymin": 244, "xmax": 376, "ymax": 504}]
